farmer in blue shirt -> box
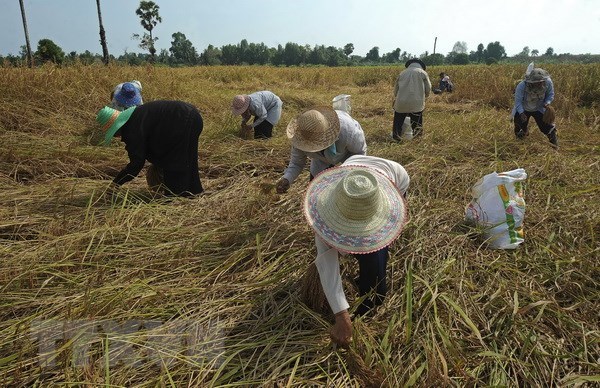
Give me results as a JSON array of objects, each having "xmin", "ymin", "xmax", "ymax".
[{"xmin": 511, "ymin": 67, "xmax": 557, "ymax": 147}]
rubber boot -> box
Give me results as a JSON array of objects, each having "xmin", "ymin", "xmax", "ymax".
[{"xmin": 547, "ymin": 129, "xmax": 558, "ymax": 148}]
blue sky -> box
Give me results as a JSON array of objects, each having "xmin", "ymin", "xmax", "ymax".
[{"xmin": 2, "ymin": 0, "xmax": 599, "ymax": 57}]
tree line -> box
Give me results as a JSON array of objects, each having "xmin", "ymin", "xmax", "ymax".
[{"xmin": 8, "ymin": 0, "xmax": 600, "ymax": 68}]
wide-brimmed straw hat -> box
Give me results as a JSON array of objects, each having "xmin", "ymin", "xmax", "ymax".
[
  {"xmin": 405, "ymin": 58, "xmax": 426, "ymax": 70},
  {"xmin": 114, "ymin": 82, "xmax": 142, "ymax": 108},
  {"xmin": 231, "ymin": 95, "xmax": 250, "ymax": 115},
  {"xmin": 304, "ymin": 165, "xmax": 408, "ymax": 254},
  {"xmin": 96, "ymin": 106, "xmax": 136, "ymax": 145},
  {"xmin": 286, "ymin": 107, "xmax": 340, "ymax": 152}
]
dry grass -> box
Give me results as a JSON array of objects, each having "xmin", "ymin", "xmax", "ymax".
[{"xmin": 0, "ymin": 63, "xmax": 599, "ymax": 386}]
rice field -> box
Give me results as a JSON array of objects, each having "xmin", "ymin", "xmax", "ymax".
[{"xmin": 0, "ymin": 63, "xmax": 599, "ymax": 387}]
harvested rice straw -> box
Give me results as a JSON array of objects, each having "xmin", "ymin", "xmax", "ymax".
[
  {"xmin": 542, "ymin": 105, "xmax": 556, "ymax": 124},
  {"xmin": 300, "ymin": 262, "xmax": 330, "ymax": 315},
  {"xmin": 344, "ymin": 347, "xmax": 386, "ymax": 388},
  {"xmin": 239, "ymin": 125, "xmax": 254, "ymax": 140},
  {"xmin": 145, "ymin": 164, "xmax": 164, "ymax": 193}
]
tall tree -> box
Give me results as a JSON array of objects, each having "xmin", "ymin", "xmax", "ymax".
[
  {"xmin": 485, "ymin": 41, "xmax": 506, "ymax": 61},
  {"xmin": 343, "ymin": 43, "xmax": 354, "ymax": 57},
  {"xmin": 36, "ymin": 39, "xmax": 65, "ymax": 64},
  {"xmin": 382, "ymin": 48, "xmax": 401, "ymax": 63},
  {"xmin": 282, "ymin": 42, "xmax": 305, "ymax": 66},
  {"xmin": 531, "ymin": 49, "xmax": 539, "ymax": 57},
  {"xmin": 365, "ymin": 46, "xmax": 380, "ymax": 62},
  {"xmin": 451, "ymin": 41, "xmax": 468, "ymax": 54},
  {"xmin": 476, "ymin": 43, "xmax": 485, "ymax": 62},
  {"xmin": 199, "ymin": 44, "xmax": 222, "ymax": 65},
  {"xmin": 169, "ymin": 32, "xmax": 198, "ymax": 65},
  {"xmin": 18, "ymin": 0, "xmax": 33, "ymax": 67},
  {"xmin": 518, "ymin": 46, "xmax": 530, "ymax": 57},
  {"xmin": 544, "ymin": 47, "xmax": 554, "ymax": 56},
  {"xmin": 132, "ymin": 1, "xmax": 162, "ymax": 63},
  {"xmin": 95, "ymin": 0, "xmax": 109, "ymax": 65}
]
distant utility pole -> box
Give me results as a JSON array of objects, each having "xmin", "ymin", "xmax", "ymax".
[
  {"xmin": 433, "ymin": 37, "xmax": 437, "ymax": 55},
  {"xmin": 19, "ymin": 0, "xmax": 33, "ymax": 67}
]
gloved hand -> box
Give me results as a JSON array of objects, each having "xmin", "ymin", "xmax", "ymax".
[
  {"xmin": 330, "ymin": 310, "xmax": 352, "ymax": 347},
  {"xmin": 275, "ymin": 178, "xmax": 290, "ymax": 194}
]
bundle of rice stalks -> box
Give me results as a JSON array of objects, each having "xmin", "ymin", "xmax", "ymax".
[
  {"xmin": 239, "ymin": 125, "xmax": 254, "ymax": 140},
  {"xmin": 344, "ymin": 347, "xmax": 386, "ymax": 388},
  {"xmin": 543, "ymin": 105, "xmax": 556, "ymax": 124},
  {"xmin": 300, "ymin": 262, "xmax": 330, "ymax": 315},
  {"xmin": 145, "ymin": 164, "xmax": 164, "ymax": 193}
]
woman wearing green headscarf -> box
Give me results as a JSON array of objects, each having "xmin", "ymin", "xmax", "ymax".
[{"xmin": 96, "ymin": 100, "xmax": 204, "ymax": 197}]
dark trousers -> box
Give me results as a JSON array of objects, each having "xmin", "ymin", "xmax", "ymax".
[
  {"xmin": 254, "ymin": 120, "xmax": 273, "ymax": 139},
  {"xmin": 514, "ymin": 111, "xmax": 556, "ymax": 143},
  {"xmin": 163, "ymin": 113, "xmax": 204, "ymax": 197},
  {"xmin": 354, "ymin": 247, "xmax": 388, "ymax": 316},
  {"xmin": 393, "ymin": 111, "xmax": 424, "ymax": 139}
]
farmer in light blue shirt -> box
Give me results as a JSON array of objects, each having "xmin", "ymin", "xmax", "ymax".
[
  {"xmin": 511, "ymin": 67, "xmax": 557, "ymax": 146},
  {"xmin": 231, "ymin": 91, "xmax": 282, "ymax": 139},
  {"xmin": 275, "ymin": 107, "xmax": 367, "ymax": 193}
]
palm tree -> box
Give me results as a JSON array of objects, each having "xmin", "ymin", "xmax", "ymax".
[
  {"xmin": 96, "ymin": 0, "xmax": 109, "ymax": 65},
  {"xmin": 18, "ymin": 0, "xmax": 33, "ymax": 67},
  {"xmin": 134, "ymin": 1, "xmax": 162, "ymax": 63}
]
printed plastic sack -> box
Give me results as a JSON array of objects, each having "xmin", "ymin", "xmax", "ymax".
[
  {"xmin": 332, "ymin": 94, "xmax": 351, "ymax": 114},
  {"xmin": 401, "ymin": 117, "xmax": 413, "ymax": 140},
  {"xmin": 465, "ymin": 168, "xmax": 527, "ymax": 249}
]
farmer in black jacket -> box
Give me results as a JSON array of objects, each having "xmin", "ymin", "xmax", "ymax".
[{"xmin": 96, "ymin": 100, "xmax": 204, "ymax": 197}]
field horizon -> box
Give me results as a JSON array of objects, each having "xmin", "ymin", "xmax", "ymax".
[{"xmin": 0, "ymin": 63, "xmax": 598, "ymax": 387}]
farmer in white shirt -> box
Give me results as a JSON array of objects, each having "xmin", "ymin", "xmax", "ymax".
[
  {"xmin": 231, "ymin": 91, "xmax": 283, "ymax": 139},
  {"xmin": 304, "ymin": 155, "xmax": 409, "ymax": 346},
  {"xmin": 275, "ymin": 107, "xmax": 367, "ymax": 193},
  {"xmin": 392, "ymin": 58, "xmax": 431, "ymax": 140}
]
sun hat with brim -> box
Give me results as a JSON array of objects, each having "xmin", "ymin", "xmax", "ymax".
[
  {"xmin": 286, "ymin": 107, "xmax": 341, "ymax": 153},
  {"xmin": 96, "ymin": 106, "xmax": 136, "ymax": 145},
  {"xmin": 405, "ymin": 58, "xmax": 426, "ymax": 70},
  {"xmin": 525, "ymin": 68, "xmax": 550, "ymax": 83},
  {"xmin": 304, "ymin": 165, "xmax": 408, "ymax": 254},
  {"xmin": 115, "ymin": 82, "xmax": 142, "ymax": 108},
  {"xmin": 231, "ymin": 95, "xmax": 251, "ymax": 115}
]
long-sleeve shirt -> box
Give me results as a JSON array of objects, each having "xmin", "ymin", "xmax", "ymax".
[
  {"xmin": 247, "ymin": 91, "xmax": 283, "ymax": 128},
  {"xmin": 282, "ymin": 110, "xmax": 367, "ymax": 184},
  {"xmin": 113, "ymin": 100, "xmax": 202, "ymax": 185},
  {"xmin": 393, "ymin": 63, "xmax": 431, "ymax": 113},
  {"xmin": 314, "ymin": 155, "xmax": 410, "ymax": 314},
  {"xmin": 511, "ymin": 79, "xmax": 554, "ymax": 116}
]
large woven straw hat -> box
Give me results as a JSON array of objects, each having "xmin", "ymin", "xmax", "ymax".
[
  {"xmin": 304, "ymin": 166, "xmax": 408, "ymax": 254},
  {"xmin": 286, "ymin": 107, "xmax": 340, "ymax": 152},
  {"xmin": 231, "ymin": 95, "xmax": 250, "ymax": 115},
  {"xmin": 96, "ymin": 106, "xmax": 136, "ymax": 145}
]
